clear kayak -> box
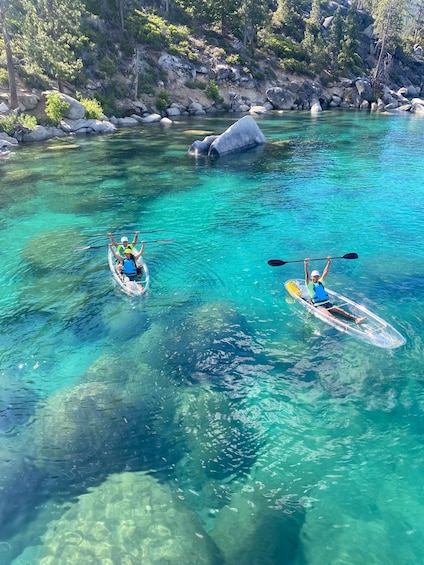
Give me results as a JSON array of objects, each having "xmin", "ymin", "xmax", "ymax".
[
  {"xmin": 284, "ymin": 279, "xmax": 406, "ymax": 349},
  {"xmin": 108, "ymin": 248, "xmax": 150, "ymax": 297}
]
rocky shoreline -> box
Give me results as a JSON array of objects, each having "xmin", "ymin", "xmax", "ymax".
[{"xmin": 1, "ymin": 71, "xmax": 424, "ymax": 148}]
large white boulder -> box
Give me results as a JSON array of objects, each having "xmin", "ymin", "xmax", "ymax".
[{"xmin": 208, "ymin": 115, "xmax": 266, "ymax": 157}]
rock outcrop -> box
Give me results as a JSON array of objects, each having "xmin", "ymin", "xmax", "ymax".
[{"xmin": 188, "ymin": 115, "xmax": 266, "ymax": 158}]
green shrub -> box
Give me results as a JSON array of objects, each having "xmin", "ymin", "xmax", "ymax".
[
  {"xmin": 205, "ymin": 80, "xmax": 221, "ymax": 103},
  {"xmin": 93, "ymin": 93, "xmax": 116, "ymax": 117},
  {"xmin": 280, "ymin": 58, "xmax": 312, "ymax": 75},
  {"xmin": 226, "ymin": 54, "xmax": 240, "ymax": 65},
  {"xmin": 0, "ymin": 114, "xmax": 16, "ymax": 134},
  {"xmin": 18, "ymin": 113, "xmax": 37, "ymax": 129},
  {"xmin": 0, "ymin": 68, "xmax": 8, "ymax": 87},
  {"xmin": 98, "ymin": 55, "xmax": 118, "ymax": 78},
  {"xmin": 79, "ymin": 97, "xmax": 104, "ymax": 119},
  {"xmin": 45, "ymin": 93, "xmax": 70, "ymax": 125},
  {"xmin": 156, "ymin": 90, "xmax": 170, "ymax": 112},
  {"xmin": 169, "ymin": 40, "xmax": 197, "ymax": 61}
]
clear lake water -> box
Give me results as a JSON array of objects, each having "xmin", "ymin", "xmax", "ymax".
[{"xmin": 0, "ymin": 110, "xmax": 423, "ymax": 564}]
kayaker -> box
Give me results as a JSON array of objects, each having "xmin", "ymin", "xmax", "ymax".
[
  {"xmin": 108, "ymin": 232, "xmax": 139, "ymax": 256},
  {"xmin": 304, "ymin": 257, "xmax": 366, "ymax": 324},
  {"xmin": 109, "ymin": 244, "xmax": 145, "ymax": 281}
]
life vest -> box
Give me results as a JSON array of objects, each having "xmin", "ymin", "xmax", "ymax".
[
  {"xmin": 122, "ymin": 257, "xmax": 138, "ymax": 276},
  {"xmin": 311, "ymin": 281, "xmax": 329, "ymax": 304},
  {"xmin": 117, "ymin": 243, "xmax": 134, "ymax": 256}
]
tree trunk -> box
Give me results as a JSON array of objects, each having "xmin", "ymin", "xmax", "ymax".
[
  {"xmin": 0, "ymin": 8, "xmax": 18, "ymax": 109},
  {"xmin": 373, "ymin": 24, "xmax": 388, "ymax": 81},
  {"xmin": 116, "ymin": 0, "xmax": 125, "ymax": 31}
]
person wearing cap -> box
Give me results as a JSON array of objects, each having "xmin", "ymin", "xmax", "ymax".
[
  {"xmin": 109, "ymin": 244, "xmax": 145, "ymax": 281},
  {"xmin": 304, "ymin": 257, "xmax": 366, "ymax": 324},
  {"xmin": 108, "ymin": 232, "xmax": 140, "ymax": 257}
]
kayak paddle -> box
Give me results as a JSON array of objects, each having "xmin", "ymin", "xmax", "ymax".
[
  {"xmin": 268, "ymin": 253, "xmax": 358, "ymax": 267},
  {"xmin": 73, "ymin": 239, "xmax": 174, "ymax": 251},
  {"xmin": 85, "ymin": 229, "xmax": 165, "ymax": 237}
]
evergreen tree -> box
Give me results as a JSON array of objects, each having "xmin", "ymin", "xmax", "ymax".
[
  {"xmin": 338, "ymin": 6, "xmax": 362, "ymax": 74},
  {"xmin": 239, "ymin": 0, "xmax": 268, "ymax": 52},
  {"xmin": 17, "ymin": 0, "xmax": 87, "ymax": 92},
  {"xmin": 272, "ymin": 0, "xmax": 305, "ymax": 40},
  {"xmin": 327, "ymin": 7, "xmax": 344, "ymax": 70},
  {"xmin": 373, "ymin": 0, "xmax": 407, "ymax": 79},
  {"xmin": 203, "ymin": 0, "xmax": 239, "ymax": 35},
  {"xmin": 405, "ymin": 0, "xmax": 424, "ymax": 44},
  {"xmin": 0, "ymin": 0, "xmax": 18, "ymax": 108},
  {"xmin": 302, "ymin": 0, "xmax": 327, "ymax": 74}
]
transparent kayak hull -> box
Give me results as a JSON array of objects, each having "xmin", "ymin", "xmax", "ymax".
[
  {"xmin": 285, "ymin": 279, "xmax": 406, "ymax": 349},
  {"xmin": 108, "ymin": 248, "xmax": 150, "ymax": 297}
]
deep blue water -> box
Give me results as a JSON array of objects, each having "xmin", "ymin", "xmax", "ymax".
[{"xmin": 1, "ymin": 111, "xmax": 423, "ymax": 564}]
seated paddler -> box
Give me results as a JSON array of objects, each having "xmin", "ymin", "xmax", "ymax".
[
  {"xmin": 304, "ymin": 257, "xmax": 366, "ymax": 324},
  {"xmin": 109, "ymin": 245, "xmax": 144, "ymax": 281}
]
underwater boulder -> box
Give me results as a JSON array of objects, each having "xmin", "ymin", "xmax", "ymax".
[
  {"xmin": 39, "ymin": 471, "xmax": 223, "ymax": 564},
  {"xmin": 31, "ymin": 382, "xmax": 128, "ymax": 470},
  {"xmin": 0, "ymin": 372, "xmax": 39, "ymax": 434},
  {"xmin": 134, "ymin": 301, "xmax": 258, "ymax": 385},
  {"xmin": 175, "ymin": 386, "xmax": 257, "ymax": 481},
  {"xmin": 0, "ymin": 446, "xmax": 47, "ymax": 538},
  {"xmin": 22, "ymin": 227, "xmax": 82, "ymax": 274}
]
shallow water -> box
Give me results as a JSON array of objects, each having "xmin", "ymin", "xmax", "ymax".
[{"xmin": 1, "ymin": 111, "xmax": 424, "ymax": 564}]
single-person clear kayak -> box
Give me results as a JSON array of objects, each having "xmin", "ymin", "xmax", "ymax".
[
  {"xmin": 284, "ymin": 279, "xmax": 406, "ymax": 349},
  {"xmin": 108, "ymin": 247, "xmax": 150, "ymax": 297}
]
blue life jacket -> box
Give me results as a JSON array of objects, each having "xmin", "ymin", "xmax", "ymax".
[
  {"xmin": 122, "ymin": 258, "xmax": 137, "ymax": 276},
  {"xmin": 312, "ymin": 281, "xmax": 329, "ymax": 304}
]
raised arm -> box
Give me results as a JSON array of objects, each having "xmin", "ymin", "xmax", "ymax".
[
  {"xmin": 108, "ymin": 233, "xmax": 119, "ymax": 248},
  {"xmin": 134, "ymin": 241, "xmax": 145, "ymax": 260},
  {"xmin": 304, "ymin": 258, "xmax": 310, "ymax": 284},
  {"xmin": 131, "ymin": 231, "xmax": 140, "ymax": 246},
  {"xmin": 321, "ymin": 257, "xmax": 332, "ymax": 281},
  {"xmin": 109, "ymin": 244, "xmax": 123, "ymax": 261}
]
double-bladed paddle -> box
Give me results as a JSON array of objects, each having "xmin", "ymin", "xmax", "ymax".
[
  {"xmin": 73, "ymin": 239, "xmax": 174, "ymax": 251},
  {"xmin": 268, "ymin": 253, "xmax": 358, "ymax": 267},
  {"xmin": 85, "ymin": 229, "xmax": 165, "ymax": 237}
]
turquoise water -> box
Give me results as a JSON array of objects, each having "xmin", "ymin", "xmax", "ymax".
[{"xmin": 1, "ymin": 111, "xmax": 423, "ymax": 564}]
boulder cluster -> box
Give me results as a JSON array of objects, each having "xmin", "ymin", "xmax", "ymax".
[{"xmin": 1, "ymin": 51, "xmax": 424, "ymax": 148}]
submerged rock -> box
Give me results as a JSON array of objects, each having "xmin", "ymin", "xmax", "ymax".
[
  {"xmin": 0, "ymin": 372, "xmax": 39, "ymax": 434},
  {"xmin": 39, "ymin": 471, "xmax": 223, "ymax": 564}
]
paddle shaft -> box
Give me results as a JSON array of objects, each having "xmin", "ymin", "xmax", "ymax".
[
  {"xmin": 283, "ymin": 254, "xmax": 356, "ymax": 264},
  {"xmin": 86, "ymin": 229, "xmax": 165, "ymax": 237},
  {"xmin": 73, "ymin": 239, "xmax": 173, "ymax": 251},
  {"xmin": 268, "ymin": 253, "xmax": 358, "ymax": 267}
]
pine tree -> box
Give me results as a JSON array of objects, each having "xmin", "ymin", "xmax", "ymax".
[
  {"xmin": 327, "ymin": 7, "xmax": 344, "ymax": 70},
  {"xmin": 372, "ymin": 0, "xmax": 407, "ymax": 79},
  {"xmin": 17, "ymin": 0, "xmax": 87, "ymax": 92},
  {"xmin": 338, "ymin": 6, "xmax": 362, "ymax": 74},
  {"xmin": 0, "ymin": 0, "xmax": 18, "ymax": 108},
  {"xmin": 239, "ymin": 0, "xmax": 268, "ymax": 52}
]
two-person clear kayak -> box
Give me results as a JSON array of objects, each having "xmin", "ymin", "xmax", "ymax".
[{"xmin": 108, "ymin": 247, "xmax": 150, "ymax": 297}]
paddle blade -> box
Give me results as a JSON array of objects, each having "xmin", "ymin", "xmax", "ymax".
[
  {"xmin": 73, "ymin": 246, "xmax": 92, "ymax": 251},
  {"xmin": 268, "ymin": 259, "xmax": 286, "ymax": 267},
  {"xmin": 343, "ymin": 253, "xmax": 358, "ymax": 259}
]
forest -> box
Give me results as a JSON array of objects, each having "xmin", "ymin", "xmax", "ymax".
[{"xmin": 1, "ymin": 0, "xmax": 424, "ymax": 116}]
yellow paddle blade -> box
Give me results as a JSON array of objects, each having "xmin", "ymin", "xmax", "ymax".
[{"xmin": 286, "ymin": 280, "xmax": 301, "ymax": 296}]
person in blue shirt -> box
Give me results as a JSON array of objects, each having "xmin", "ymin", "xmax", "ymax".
[
  {"xmin": 109, "ymin": 245, "xmax": 145, "ymax": 281},
  {"xmin": 304, "ymin": 257, "xmax": 366, "ymax": 324}
]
